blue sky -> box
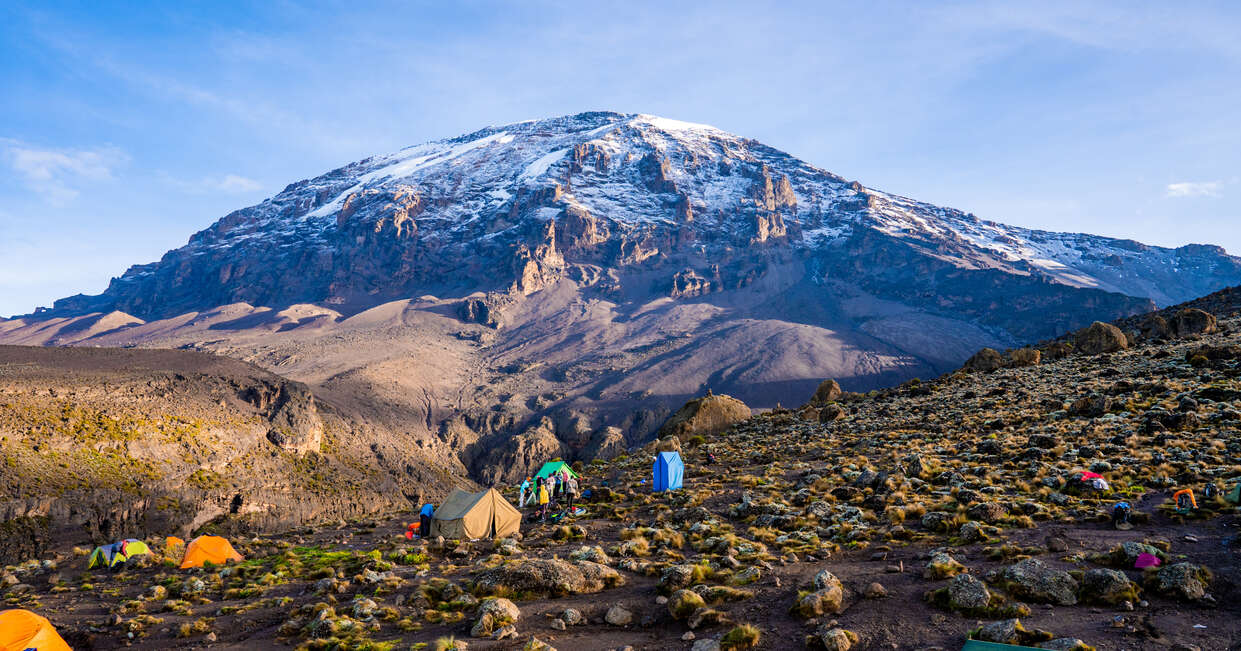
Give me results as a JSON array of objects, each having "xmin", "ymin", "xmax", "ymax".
[{"xmin": 1, "ymin": 1, "xmax": 1239, "ymax": 317}]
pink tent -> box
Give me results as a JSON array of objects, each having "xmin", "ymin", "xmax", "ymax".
[
  {"xmin": 1079, "ymin": 471, "xmax": 1103, "ymax": 480},
  {"xmin": 1135, "ymin": 553, "xmax": 1161, "ymax": 569}
]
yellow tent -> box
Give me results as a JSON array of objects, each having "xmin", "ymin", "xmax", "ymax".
[
  {"xmin": 121, "ymin": 538, "xmax": 151, "ymax": 559},
  {"xmin": 0, "ymin": 609, "xmax": 71, "ymax": 651},
  {"xmin": 180, "ymin": 535, "xmax": 243, "ymax": 569},
  {"xmin": 430, "ymin": 488, "xmax": 521, "ymax": 540},
  {"xmin": 87, "ymin": 538, "xmax": 153, "ymax": 570}
]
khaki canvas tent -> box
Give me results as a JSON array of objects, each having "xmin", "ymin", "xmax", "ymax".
[{"xmin": 430, "ymin": 488, "xmax": 521, "ymax": 540}]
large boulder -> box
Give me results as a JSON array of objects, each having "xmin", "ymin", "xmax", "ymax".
[
  {"xmin": 1008, "ymin": 348, "xmax": 1041, "ymax": 367},
  {"xmin": 963, "ymin": 348, "xmax": 1004, "ymax": 373},
  {"xmin": 924, "ymin": 552, "xmax": 966, "ymax": 580},
  {"xmin": 818, "ymin": 404, "xmax": 846, "ymax": 422},
  {"xmin": 658, "ymin": 393, "xmax": 751, "ymax": 439},
  {"xmin": 1171, "ymin": 308, "xmax": 1218, "ymax": 337},
  {"xmin": 1073, "ymin": 322, "xmax": 1128, "ymax": 355},
  {"xmin": 977, "ymin": 619, "xmax": 1022, "ymax": 645},
  {"xmin": 816, "ymin": 626, "xmax": 858, "ymax": 651},
  {"xmin": 920, "ymin": 511, "xmax": 956, "ymax": 533},
  {"xmin": 604, "ymin": 604, "xmax": 633, "ymax": 626},
  {"xmin": 1079, "ymin": 568, "xmax": 1138, "ymax": 605},
  {"xmin": 1137, "ymin": 314, "xmax": 1172, "ymax": 340},
  {"xmin": 813, "ymin": 569, "xmax": 842, "ymax": 592},
  {"xmin": 795, "ymin": 569, "xmax": 846, "ymax": 617},
  {"xmin": 474, "ymin": 559, "xmax": 623, "ymax": 597},
  {"xmin": 1068, "ymin": 393, "xmax": 1112, "ymax": 418},
  {"xmin": 946, "ymin": 573, "xmax": 990, "ymax": 610},
  {"xmin": 977, "ymin": 619, "xmax": 1052, "ymax": 646},
  {"xmin": 796, "ymin": 586, "xmax": 844, "ymax": 617},
  {"xmin": 659, "ymin": 564, "xmax": 699, "ymax": 593},
  {"xmin": 966, "ymin": 502, "xmax": 1007, "ymax": 523},
  {"xmin": 1113, "ymin": 541, "xmax": 1163, "ymax": 566},
  {"xmin": 1003, "ymin": 558, "xmax": 1078, "ymax": 605},
  {"xmin": 472, "ymin": 597, "xmax": 520, "ymax": 638},
  {"xmin": 810, "ymin": 379, "xmax": 843, "ymax": 405},
  {"xmin": 1154, "ymin": 562, "xmax": 1210, "ymax": 601}
]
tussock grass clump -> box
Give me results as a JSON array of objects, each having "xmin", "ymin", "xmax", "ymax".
[
  {"xmin": 984, "ymin": 544, "xmax": 1042, "ymax": 562},
  {"xmin": 613, "ymin": 535, "xmax": 650, "ymax": 557},
  {"xmin": 720, "ymin": 623, "xmax": 762, "ymax": 650},
  {"xmin": 177, "ymin": 617, "xmax": 214, "ymax": 638},
  {"xmin": 703, "ymin": 585, "xmax": 753, "ymax": 604},
  {"xmin": 668, "ymin": 588, "xmax": 705, "ymax": 619},
  {"xmin": 552, "ymin": 524, "xmax": 587, "ymax": 541}
]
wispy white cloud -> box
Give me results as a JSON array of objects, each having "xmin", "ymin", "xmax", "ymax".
[
  {"xmin": 2, "ymin": 138, "xmax": 128, "ymax": 203},
  {"xmin": 1165, "ymin": 181, "xmax": 1222, "ymax": 198},
  {"xmin": 162, "ymin": 172, "xmax": 263, "ymax": 194}
]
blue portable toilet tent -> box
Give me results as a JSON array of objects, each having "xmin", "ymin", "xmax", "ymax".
[{"xmin": 653, "ymin": 451, "xmax": 684, "ymax": 492}]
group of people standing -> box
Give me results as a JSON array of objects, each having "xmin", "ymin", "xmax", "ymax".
[{"xmin": 518, "ymin": 472, "xmax": 580, "ymax": 522}]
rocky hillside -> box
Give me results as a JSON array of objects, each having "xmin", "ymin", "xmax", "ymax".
[
  {"xmin": 0, "ymin": 345, "xmax": 466, "ymax": 564},
  {"xmin": 5, "ymin": 294, "xmax": 1240, "ymax": 650},
  {"xmin": 5, "ymin": 112, "xmax": 1240, "ymax": 483}
]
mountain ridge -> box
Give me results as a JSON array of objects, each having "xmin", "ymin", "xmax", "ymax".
[
  {"xmin": 5, "ymin": 111, "xmax": 1241, "ymax": 483},
  {"xmin": 30, "ymin": 111, "xmax": 1241, "ymax": 321}
]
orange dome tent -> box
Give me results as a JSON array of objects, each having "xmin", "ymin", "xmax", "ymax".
[
  {"xmin": 0, "ymin": 609, "xmax": 71, "ymax": 651},
  {"xmin": 180, "ymin": 535, "xmax": 243, "ymax": 569}
]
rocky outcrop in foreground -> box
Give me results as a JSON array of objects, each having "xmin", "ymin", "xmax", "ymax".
[{"xmin": 3, "ymin": 301, "xmax": 1239, "ymax": 649}]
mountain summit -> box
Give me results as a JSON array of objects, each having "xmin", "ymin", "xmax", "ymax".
[
  {"xmin": 8, "ymin": 112, "xmax": 1241, "ymax": 482},
  {"xmin": 44, "ymin": 111, "xmax": 1239, "ymax": 321}
]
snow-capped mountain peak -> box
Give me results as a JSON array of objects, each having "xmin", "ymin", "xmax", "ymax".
[{"xmin": 39, "ymin": 111, "xmax": 1241, "ymax": 324}]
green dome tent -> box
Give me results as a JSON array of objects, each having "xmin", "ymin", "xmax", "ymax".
[{"xmin": 534, "ymin": 460, "xmax": 579, "ymax": 480}]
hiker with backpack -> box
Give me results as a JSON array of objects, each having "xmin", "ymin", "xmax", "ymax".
[
  {"xmin": 1111, "ymin": 501, "xmax": 1132, "ymax": 530},
  {"xmin": 1173, "ymin": 488, "xmax": 1198, "ymax": 513},
  {"xmin": 537, "ymin": 478, "xmax": 550, "ymax": 522},
  {"xmin": 564, "ymin": 473, "xmax": 579, "ymax": 511}
]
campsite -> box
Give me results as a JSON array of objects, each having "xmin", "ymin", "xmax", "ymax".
[
  {"xmin": 2, "ymin": 294, "xmax": 1241, "ymax": 647},
  {"xmin": 0, "ymin": 293, "xmax": 1240, "ymax": 648},
  {"xmin": 3, "ymin": 415, "xmax": 1239, "ymax": 650},
  {"xmin": 7, "ymin": 3, "xmax": 1241, "ymax": 648}
]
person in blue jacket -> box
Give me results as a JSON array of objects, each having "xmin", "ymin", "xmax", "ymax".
[
  {"xmin": 1111, "ymin": 501, "xmax": 1131, "ymax": 530},
  {"xmin": 419, "ymin": 503, "xmax": 435, "ymax": 537},
  {"xmin": 519, "ymin": 477, "xmax": 532, "ymax": 508}
]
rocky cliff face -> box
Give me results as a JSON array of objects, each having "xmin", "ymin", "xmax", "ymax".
[
  {"xmin": 0, "ymin": 345, "xmax": 466, "ymax": 562},
  {"xmin": 8, "ymin": 112, "xmax": 1241, "ymax": 483}
]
